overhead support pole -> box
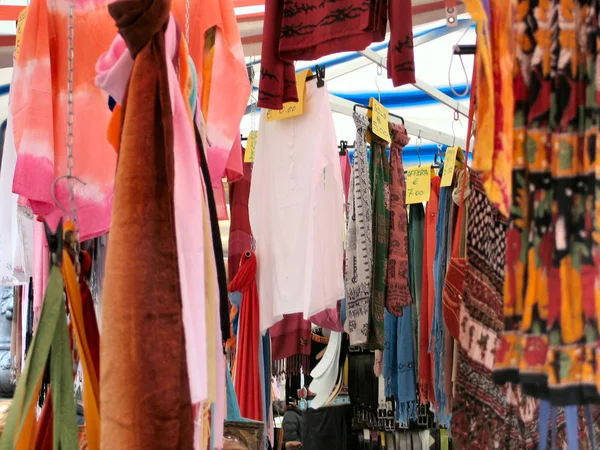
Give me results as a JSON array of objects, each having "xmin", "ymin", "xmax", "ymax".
[
  {"xmin": 329, "ymin": 94, "xmax": 465, "ymax": 148},
  {"xmin": 358, "ymin": 47, "xmax": 471, "ymax": 120}
]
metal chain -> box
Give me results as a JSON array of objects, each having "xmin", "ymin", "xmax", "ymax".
[
  {"xmin": 66, "ymin": 0, "xmax": 81, "ymax": 274},
  {"xmin": 185, "ymin": 0, "xmax": 190, "ymax": 43}
]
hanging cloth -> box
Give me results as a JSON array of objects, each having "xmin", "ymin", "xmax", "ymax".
[
  {"xmin": 100, "ymin": 0, "xmax": 194, "ymax": 447},
  {"xmin": 344, "ymin": 113, "xmax": 373, "ymax": 346},
  {"xmin": 228, "ymin": 251, "xmax": 263, "ymax": 422},
  {"xmin": 0, "ymin": 224, "xmax": 78, "ymax": 450},
  {"xmin": 368, "ymin": 134, "xmax": 390, "ymax": 350},
  {"xmin": 386, "ymin": 123, "xmax": 413, "ymax": 316},
  {"xmin": 418, "ymin": 175, "xmax": 440, "ymax": 405},
  {"xmin": 408, "ymin": 203, "xmax": 424, "ymax": 396}
]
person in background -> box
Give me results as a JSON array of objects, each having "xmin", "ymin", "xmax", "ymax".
[{"xmin": 282, "ymin": 397, "xmax": 304, "ymax": 449}]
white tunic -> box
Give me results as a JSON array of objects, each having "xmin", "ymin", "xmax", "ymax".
[{"xmin": 249, "ymin": 80, "xmax": 345, "ymax": 332}]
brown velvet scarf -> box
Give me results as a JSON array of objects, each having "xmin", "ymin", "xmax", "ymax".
[{"xmin": 100, "ymin": 1, "xmax": 193, "ymax": 448}]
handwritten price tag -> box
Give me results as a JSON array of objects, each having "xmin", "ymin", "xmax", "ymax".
[
  {"xmin": 369, "ymin": 97, "xmax": 391, "ymax": 142},
  {"xmin": 266, "ymin": 69, "xmax": 311, "ymax": 122},
  {"xmin": 406, "ymin": 165, "xmax": 431, "ymax": 204},
  {"xmin": 14, "ymin": 6, "xmax": 29, "ymax": 61},
  {"xmin": 440, "ymin": 146, "xmax": 459, "ymax": 187},
  {"xmin": 244, "ymin": 131, "xmax": 258, "ymax": 163}
]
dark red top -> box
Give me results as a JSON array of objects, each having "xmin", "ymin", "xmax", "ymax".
[{"xmin": 258, "ymin": 0, "xmax": 416, "ymax": 109}]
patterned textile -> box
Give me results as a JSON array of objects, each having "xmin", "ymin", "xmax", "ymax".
[
  {"xmin": 368, "ymin": 134, "xmax": 390, "ymax": 350},
  {"xmin": 386, "ymin": 123, "xmax": 412, "ymax": 316},
  {"xmin": 452, "ymin": 171, "xmax": 539, "ymax": 449},
  {"xmin": 493, "ymin": 0, "xmax": 600, "ymax": 406},
  {"xmin": 344, "ymin": 113, "xmax": 373, "ymax": 346},
  {"xmin": 462, "ymin": 0, "xmax": 514, "ymax": 217}
]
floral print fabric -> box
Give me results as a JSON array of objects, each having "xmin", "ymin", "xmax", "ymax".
[{"xmin": 493, "ymin": 0, "xmax": 600, "ymax": 406}]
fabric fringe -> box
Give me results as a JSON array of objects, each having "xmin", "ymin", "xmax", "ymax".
[
  {"xmin": 272, "ymin": 354, "xmax": 311, "ymax": 379},
  {"xmin": 397, "ymin": 401, "xmax": 418, "ymax": 427}
]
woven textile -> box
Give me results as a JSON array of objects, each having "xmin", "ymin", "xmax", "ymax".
[{"xmin": 452, "ymin": 172, "xmax": 538, "ymax": 449}]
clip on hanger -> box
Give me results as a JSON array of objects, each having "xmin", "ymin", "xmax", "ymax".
[
  {"xmin": 352, "ymin": 104, "xmax": 405, "ymax": 125},
  {"xmin": 339, "ymin": 140, "xmax": 348, "ymax": 156},
  {"xmin": 306, "ymin": 64, "xmax": 326, "ymax": 88},
  {"xmin": 43, "ymin": 218, "xmax": 64, "ymax": 267}
]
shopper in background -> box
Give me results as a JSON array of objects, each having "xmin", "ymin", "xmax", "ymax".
[{"xmin": 282, "ymin": 397, "xmax": 304, "ymax": 449}]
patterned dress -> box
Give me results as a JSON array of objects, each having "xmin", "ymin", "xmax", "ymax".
[{"xmin": 493, "ymin": 0, "xmax": 600, "ymax": 406}]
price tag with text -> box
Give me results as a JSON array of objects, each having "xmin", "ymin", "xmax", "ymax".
[
  {"xmin": 369, "ymin": 97, "xmax": 391, "ymax": 142},
  {"xmin": 244, "ymin": 131, "xmax": 258, "ymax": 163},
  {"xmin": 14, "ymin": 6, "xmax": 29, "ymax": 61},
  {"xmin": 266, "ymin": 69, "xmax": 312, "ymax": 122},
  {"xmin": 406, "ymin": 165, "xmax": 431, "ymax": 204},
  {"xmin": 440, "ymin": 146, "xmax": 459, "ymax": 187}
]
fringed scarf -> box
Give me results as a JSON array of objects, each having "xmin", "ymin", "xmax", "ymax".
[
  {"xmin": 345, "ymin": 113, "xmax": 373, "ymax": 346},
  {"xmin": 368, "ymin": 134, "xmax": 390, "ymax": 350},
  {"xmin": 228, "ymin": 251, "xmax": 263, "ymax": 422},
  {"xmin": 386, "ymin": 123, "xmax": 412, "ymax": 316},
  {"xmin": 270, "ymin": 313, "xmax": 311, "ymax": 379},
  {"xmin": 100, "ymin": 0, "xmax": 194, "ymax": 446}
]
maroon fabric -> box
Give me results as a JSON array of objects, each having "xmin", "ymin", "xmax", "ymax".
[
  {"xmin": 310, "ymin": 302, "xmax": 344, "ymax": 332},
  {"xmin": 270, "ymin": 313, "xmax": 312, "ymax": 361},
  {"xmin": 258, "ymin": 0, "xmax": 415, "ymax": 109},
  {"xmin": 385, "ymin": 123, "xmax": 412, "ymax": 316},
  {"xmin": 228, "ymin": 145, "xmax": 253, "ymax": 281}
]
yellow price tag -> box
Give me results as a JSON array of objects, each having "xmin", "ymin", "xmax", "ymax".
[
  {"xmin": 244, "ymin": 131, "xmax": 258, "ymax": 163},
  {"xmin": 440, "ymin": 146, "xmax": 459, "ymax": 187},
  {"xmin": 369, "ymin": 97, "xmax": 391, "ymax": 142},
  {"xmin": 406, "ymin": 165, "xmax": 431, "ymax": 204},
  {"xmin": 266, "ymin": 69, "xmax": 311, "ymax": 122},
  {"xmin": 14, "ymin": 6, "xmax": 29, "ymax": 61}
]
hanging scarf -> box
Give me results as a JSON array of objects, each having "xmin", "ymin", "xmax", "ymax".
[
  {"xmin": 419, "ymin": 175, "xmax": 440, "ymax": 405},
  {"xmin": 228, "ymin": 252, "xmax": 263, "ymax": 422},
  {"xmin": 100, "ymin": 0, "xmax": 194, "ymax": 446},
  {"xmin": 408, "ymin": 203, "xmax": 424, "ymax": 394},
  {"xmin": 430, "ymin": 171, "xmax": 453, "ymax": 427},
  {"xmin": 344, "ymin": 113, "xmax": 373, "ymax": 346},
  {"xmin": 386, "ymin": 123, "xmax": 412, "ymax": 316},
  {"xmin": 0, "ymin": 225, "xmax": 78, "ymax": 450},
  {"xmin": 368, "ymin": 134, "xmax": 390, "ymax": 350}
]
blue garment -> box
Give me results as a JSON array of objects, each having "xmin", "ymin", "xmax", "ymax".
[
  {"xmin": 229, "ymin": 291, "xmax": 242, "ymax": 336},
  {"xmin": 383, "ymin": 307, "xmax": 417, "ymax": 426},
  {"xmin": 430, "ymin": 167, "xmax": 453, "ymax": 428}
]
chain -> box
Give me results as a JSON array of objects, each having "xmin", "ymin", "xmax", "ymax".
[
  {"xmin": 66, "ymin": 0, "xmax": 81, "ymax": 274},
  {"xmin": 185, "ymin": 0, "xmax": 190, "ymax": 43}
]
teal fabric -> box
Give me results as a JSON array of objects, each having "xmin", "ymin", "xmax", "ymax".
[
  {"xmin": 226, "ymin": 368, "xmax": 242, "ymax": 420},
  {"xmin": 188, "ymin": 56, "xmax": 198, "ymax": 114}
]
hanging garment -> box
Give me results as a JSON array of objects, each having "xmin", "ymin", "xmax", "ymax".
[
  {"xmin": 310, "ymin": 304, "xmax": 344, "ymax": 332},
  {"xmin": 249, "ymin": 80, "xmax": 345, "ymax": 332},
  {"xmin": 228, "ymin": 145, "xmax": 253, "ymax": 281},
  {"xmin": 0, "ymin": 224, "xmax": 79, "ymax": 450},
  {"xmin": 452, "ymin": 171, "xmax": 538, "ymax": 449},
  {"xmin": 170, "ymin": 0, "xmax": 250, "ymax": 192},
  {"xmin": 96, "ymin": 17, "xmax": 209, "ymax": 406},
  {"xmin": 229, "ymin": 252, "xmax": 263, "ymax": 422},
  {"xmin": 270, "ymin": 313, "xmax": 312, "ymax": 378},
  {"xmin": 345, "ymin": 113, "xmax": 373, "ymax": 346},
  {"xmin": 386, "ymin": 123, "xmax": 412, "ymax": 316},
  {"xmin": 0, "ymin": 115, "xmax": 34, "ymax": 287},
  {"xmin": 383, "ymin": 307, "xmax": 417, "ymax": 426},
  {"xmin": 100, "ymin": 1, "xmax": 194, "ymax": 448},
  {"xmin": 462, "ymin": 0, "xmax": 513, "ymax": 218},
  {"xmin": 408, "ymin": 202, "xmax": 424, "ymax": 389},
  {"xmin": 257, "ymin": 0, "xmax": 415, "ymax": 109},
  {"xmin": 493, "ymin": 0, "xmax": 600, "ymax": 407},
  {"xmin": 418, "ymin": 175, "xmax": 440, "ymax": 405},
  {"xmin": 430, "ymin": 171, "xmax": 454, "ymax": 427},
  {"xmin": 368, "ymin": 135, "xmax": 390, "ymax": 350},
  {"xmin": 340, "ymin": 151, "xmax": 352, "ymax": 203}
]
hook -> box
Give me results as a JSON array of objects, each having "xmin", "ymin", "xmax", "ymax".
[
  {"xmin": 375, "ymin": 64, "xmax": 383, "ymax": 103},
  {"xmin": 51, "ymin": 175, "xmax": 86, "ymax": 220},
  {"xmin": 416, "ymin": 130, "xmax": 422, "ymax": 166},
  {"xmin": 451, "ymin": 107, "xmax": 462, "ymax": 147},
  {"xmin": 448, "ymin": 19, "xmax": 472, "ymax": 98}
]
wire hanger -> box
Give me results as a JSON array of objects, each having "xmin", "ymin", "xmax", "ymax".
[
  {"xmin": 448, "ymin": 19, "xmax": 472, "ymax": 98},
  {"xmin": 451, "ymin": 108, "xmax": 461, "ymax": 147},
  {"xmin": 353, "ymin": 104, "xmax": 405, "ymax": 124}
]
